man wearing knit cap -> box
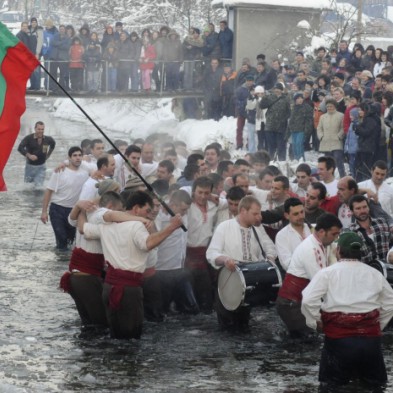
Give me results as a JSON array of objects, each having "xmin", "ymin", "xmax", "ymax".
[{"xmin": 302, "ymin": 231, "xmax": 393, "ymax": 391}]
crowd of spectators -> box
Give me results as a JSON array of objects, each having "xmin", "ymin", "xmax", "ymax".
[
  {"xmin": 17, "ymin": 17, "xmax": 393, "ymax": 178},
  {"xmin": 17, "ymin": 17, "xmax": 233, "ymax": 93}
]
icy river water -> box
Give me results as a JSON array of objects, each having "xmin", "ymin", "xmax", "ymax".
[{"xmin": 1, "ymin": 97, "xmax": 393, "ymax": 392}]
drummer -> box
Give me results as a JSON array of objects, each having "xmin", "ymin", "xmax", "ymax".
[{"xmin": 206, "ymin": 195, "xmax": 277, "ymax": 332}]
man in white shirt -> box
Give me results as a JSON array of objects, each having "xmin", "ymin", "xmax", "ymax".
[
  {"xmin": 214, "ymin": 186, "xmax": 246, "ymax": 229},
  {"xmin": 114, "ymin": 144, "xmax": 142, "ymax": 191},
  {"xmin": 141, "ymin": 142, "xmax": 158, "ymax": 183},
  {"xmin": 82, "ymin": 139, "xmax": 106, "ymax": 173},
  {"xmin": 82, "ymin": 191, "xmax": 183, "ymax": 339},
  {"xmin": 185, "ymin": 176, "xmax": 226, "ymax": 313},
  {"xmin": 204, "ymin": 144, "xmax": 220, "ymax": 173},
  {"xmin": 291, "ymin": 163, "xmax": 312, "ymax": 198},
  {"xmin": 62, "ymin": 190, "xmax": 149, "ymax": 328},
  {"xmin": 276, "ymin": 213, "xmax": 342, "ymax": 338},
  {"xmin": 41, "ymin": 146, "xmax": 89, "ymax": 251},
  {"xmin": 155, "ymin": 190, "xmax": 198, "ymax": 314},
  {"xmin": 358, "ymin": 160, "xmax": 393, "ymax": 216},
  {"xmin": 256, "ymin": 168, "xmax": 274, "ymax": 191},
  {"xmin": 318, "ymin": 156, "xmax": 338, "ymax": 197},
  {"xmin": 302, "ymin": 231, "xmax": 393, "ymax": 391},
  {"xmin": 275, "ymin": 198, "xmax": 311, "ymax": 271},
  {"xmin": 207, "ymin": 195, "xmax": 277, "ymax": 331},
  {"xmin": 79, "ymin": 154, "xmax": 116, "ymax": 200}
]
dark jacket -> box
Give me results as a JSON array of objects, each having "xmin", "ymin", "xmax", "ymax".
[
  {"xmin": 117, "ymin": 39, "xmax": 132, "ymax": 68},
  {"xmin": 218, "ymin": 27, "xmax": 233, "ymax": 59},
  {"xmin": 203, "ymin": 66, "xmax": 223, "ymax": 99},
  {"xmin": 16, "ymin": 30, "xmax": 29, "ymax": 47},
  {"xmin": 288, "ymin": 102, "xmax": 314, "ymax": 136},
  {"xmin": 83, "ymin": 41, "xmax": 101, "ymax": 70},
  {"xmin": 354, "ymin": 106, "xmax": 381, "ymax": 153},
  {"xmin": 129, "ymin": 36, "xmax": 142, "ymax": 60},
  {"xmin": 164, "ymin": 32, "xmax": 183, "ymax": 62},
  {"xmin": 50, "ymin": 33, "xmax": 71, "ymax": 61},
  {"xmin": 202, "ymin": 31, "xmax": 220, "ymax": 59},
  {"xmin": 260, "ymin": 93, "xmax": 291, "ymax": 132},
  {"xmin": 235, "ymin": 83, "xmax": 253, "ymax": 117}
]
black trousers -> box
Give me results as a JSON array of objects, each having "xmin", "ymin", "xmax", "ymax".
[
  {"xmin": 142, "ymin": 273, "xmax": 163, "ymax": 322},
  {"xmin": 215, "ymin": 289, "xmax": 251, "ymax": 331},
  {"xmin": 156, "ymin": 269, "xmax": 199, "ymax": 314},
  {"xmin": 102, "ymin": 283, "xmax": 143, "ymax": 339},
  {"xmin": 69, "ymin": 274, "xmax": 107, "ymax": 327},
  {"xmin": 276, "ymin": 296, "xmax": 313, "ymax": 338},
  {"xmin": 319, "ymin": 336, "xmax": 387, "ymax": 388}
]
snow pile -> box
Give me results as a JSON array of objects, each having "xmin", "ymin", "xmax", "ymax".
[{"xmin": 52, "ymin": 97, "xmax": 237, "ymax": 150}]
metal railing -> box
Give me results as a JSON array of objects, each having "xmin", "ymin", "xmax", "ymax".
[{"xmin": 31, "ymin": 59, "xmax": 213, "ymax": 96}]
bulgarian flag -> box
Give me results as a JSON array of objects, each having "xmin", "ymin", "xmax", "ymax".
[{"xmin": 0, "ymin": 22, "xmax": 39, "ymax": 191}]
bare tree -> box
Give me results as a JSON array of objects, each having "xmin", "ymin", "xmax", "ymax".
[{"xmin": 320, "ymin": 0, "xmax": 387, "ymax": 48}]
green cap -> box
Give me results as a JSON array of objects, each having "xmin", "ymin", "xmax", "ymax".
[{"xmin": 337, "ymin": 231, "xmax": 363, "ymax": 252}]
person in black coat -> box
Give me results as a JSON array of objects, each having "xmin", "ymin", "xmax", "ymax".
[
  {"xmin": 353, "ymin": 102, "xmax": 381, "ymax": 182},
  {"xmin": 203, "ymin": 58, "xmax": 223, "ymax": 120}
]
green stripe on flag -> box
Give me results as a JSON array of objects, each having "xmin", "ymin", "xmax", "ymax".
[{"xmin": 0, "ymin": 22, "xmax": 20, "ymax": 115}]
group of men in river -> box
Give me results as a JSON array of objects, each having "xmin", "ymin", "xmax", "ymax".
[{"xmin": 18, "ymin": 121, "xmax": 393, "ymax": 391}]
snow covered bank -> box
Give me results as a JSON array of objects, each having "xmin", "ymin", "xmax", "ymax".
[{"xmin": 51, "ymin": 97, "xmax": 237, "ymax": 151}]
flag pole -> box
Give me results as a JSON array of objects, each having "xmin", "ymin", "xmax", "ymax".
[{"xmin": 39, "ymin": 63, "xmax": 187, "ymax": 232}]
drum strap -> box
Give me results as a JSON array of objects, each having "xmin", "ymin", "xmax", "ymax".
[{"xmin": 251, "ymin": 226, "xmax": 267, "ymax": 260}]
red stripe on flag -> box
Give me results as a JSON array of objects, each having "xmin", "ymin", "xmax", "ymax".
[{"xmin": 0, "ymin": 42, "xmax": 39, "ymax": 191}]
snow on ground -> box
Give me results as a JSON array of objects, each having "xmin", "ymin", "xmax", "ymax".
[{"xmin": 52, "ymin": 97, "xmax": 237, "ymax": 151}]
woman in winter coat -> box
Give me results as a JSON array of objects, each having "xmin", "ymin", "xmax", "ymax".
[
  {"xmin": 140, "ymin": 40, "xmax": 156, "ymax": 91},
  {"xmin": 353, "ymin": 102, "xmax": 381, "ymax": 181}
]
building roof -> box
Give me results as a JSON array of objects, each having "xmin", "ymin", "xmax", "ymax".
[{"xmin": 212, "ymin": 0, "xmax": 331, "ymax": 10}]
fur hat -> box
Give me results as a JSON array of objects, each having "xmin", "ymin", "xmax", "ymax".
[
  {"xmin": 124, "ymin": 176, "xmax": 146, "ymax": 191},
  {"xmin": 96, "ymin": 179, "xmax": 121, "ymax": 196}
]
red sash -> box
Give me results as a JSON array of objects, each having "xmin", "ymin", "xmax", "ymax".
[
  {"xmin": 59, "ymin": 247, "xmax": 105, "ymax": 293},
  {"xmin": 185, "ymin": 246, "xmax": 208, "ymax": 270},
  {"xmin": 105, "ymin": 263, "xmax": 143, "ymax": 310},
  {"xmin": 321, "ymin": 309, "xmax": 381, "ymax": 339},
  {"xmin": 278, "ymin": 273, "xmax": 310, "ymax": 303}
]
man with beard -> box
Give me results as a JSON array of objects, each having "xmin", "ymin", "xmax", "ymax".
[
  {"xmin": 207, "ymin": 195, "xmax": 277, "ymax": 332},
  {"xmin": 348, "ymin": 195, "xmax": 392, "ymax": 265},
  {"xmin": 275, "ymin": 198, "xmax": 311, "ymax": 271},
  {"xmin": 276, "ymin": 213, "xmax": 342, "ymax": 338}
]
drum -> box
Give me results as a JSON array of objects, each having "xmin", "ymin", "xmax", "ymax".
[{"xmin": 217, "ymin": 260, "xmax": 284, "ymax": 311}]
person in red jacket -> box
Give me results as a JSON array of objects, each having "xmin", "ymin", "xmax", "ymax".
[
  {"xmin": 69, "ymin": 36, "xmax": 85, "ymax": 92},
  {"xmin": 140, "ymin": 39, "xmax": 157, "ymax": 91}
]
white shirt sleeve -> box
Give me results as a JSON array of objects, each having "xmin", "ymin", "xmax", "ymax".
[
  {"xmin": 301, "ymin": 269, "xmax": 329, "ymax": 330},
  {"xmin": 206, "ymin": 223, "xmax": 229, "ymax": 269},
  {"xmin": 83, "ymin": 223, "xmax": 101, "ymax": 240},
  {"xmin": 132, "ymin": 222, "xmax": 149, "ymax": 251},
  {"xmin": 275, "ymin": 229, "xmax": 292, "ymax": 271}
]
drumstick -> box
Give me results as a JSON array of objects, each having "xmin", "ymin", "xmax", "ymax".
[{"xmin": 221, "ymin": 270, "xmax": 234, "ymax": 290}]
